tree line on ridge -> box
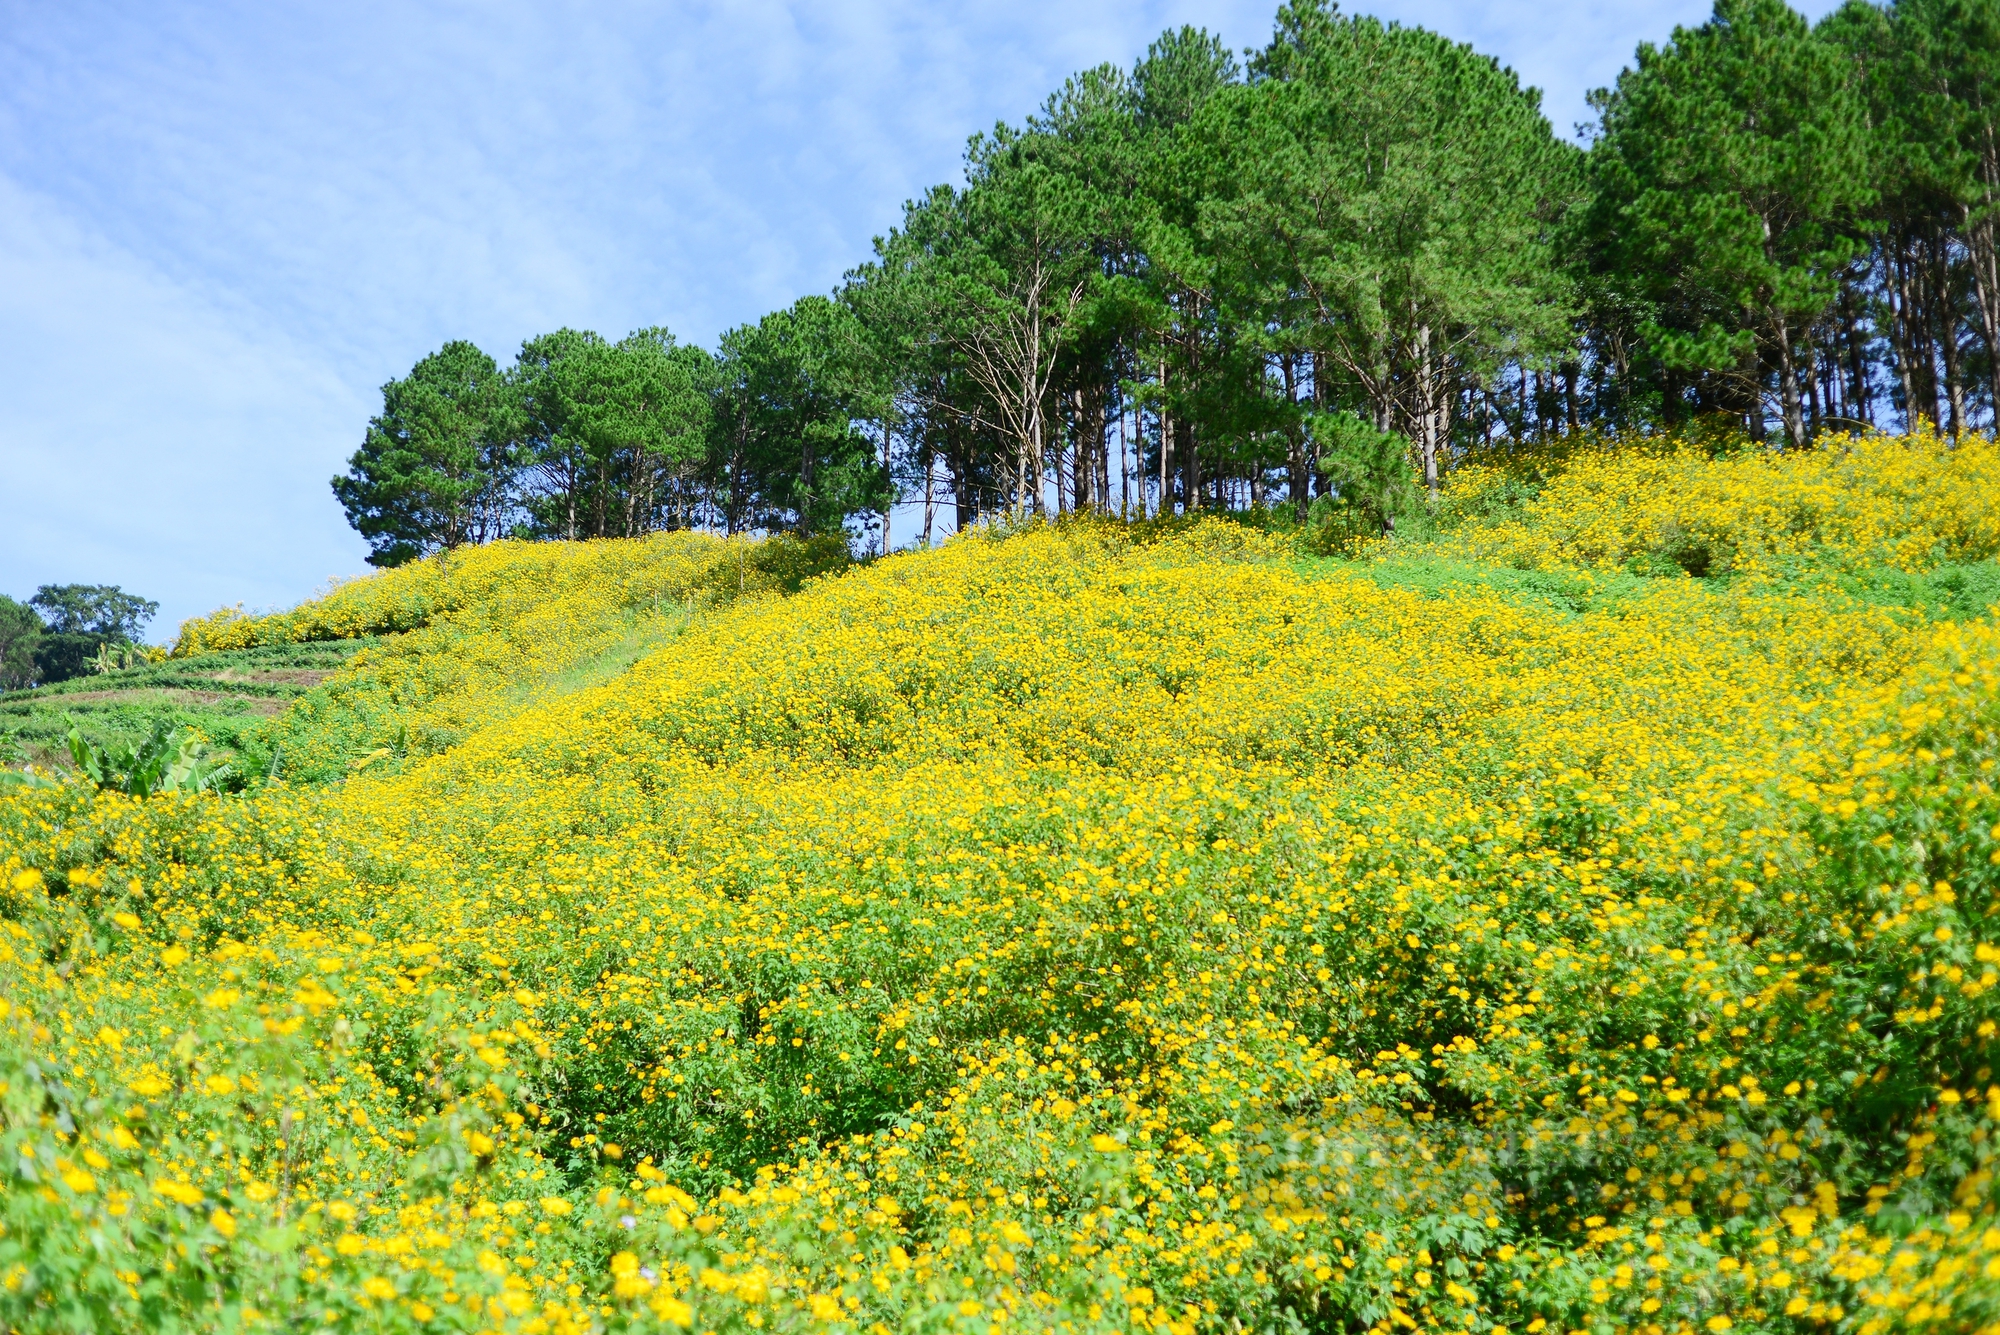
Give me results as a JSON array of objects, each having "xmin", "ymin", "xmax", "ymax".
[{"xmin": 335, "ymin": 0, "xmax": 2000, "ymax": 564}]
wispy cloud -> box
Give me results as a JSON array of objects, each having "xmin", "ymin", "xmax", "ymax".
[
  {"xmin": 0, "ymin": 175, "xmax": 369, "ymax": 626},
  {"xmin": 0, "ymin": 0, "xmax": 1838, "ymax": 632}
]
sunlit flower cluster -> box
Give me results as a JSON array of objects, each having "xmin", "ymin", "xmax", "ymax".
[
  {"xmin": 2, "ymin": 436, "xmax": 1998, "ymax": 1333},
  {"xmin": 176, "ymin": 533, "xmax": 752, "ymax": 783},
  {"xmin": 1437, "ymin": 429, "xmax": 2000, "ymax": 582}
]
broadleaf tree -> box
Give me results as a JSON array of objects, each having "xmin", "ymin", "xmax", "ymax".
[{"xmin": 26, "ymin": 584, "xmax": 158, "ymax": 684}]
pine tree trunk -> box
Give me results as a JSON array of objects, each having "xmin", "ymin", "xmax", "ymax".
[
  {"xmin": 1182, "ymin": 347, "xmax": 1200, "ymax": 511},
  {"xmin": 1094, "ymin": 386, "xmax": 1109, "ymax": 511},
  {"xmin": 1308, "ymin": 351, "xmax": 1325, "ymax": 499},
  {"xmin": 1072, "ymin": 392, "xmax": 1084, "ymax": 511},
  {"xmin": 1119, "ymin": 405, "xmax": 1131, "ymax": 518},
  {"xmin": 921, "ymin": 443, "xmax": 936, "ymax": 548},
  {"xmin": 1054, "ymin": 416, "xmax": 1070, "ymax": 518},
  {"xmin": 566, "ymin": 455, "xmax": 578, "ymax": 542},
  {"xmin": 1774, "ymin": 317, "xmax": 1804, "ymax": 448},
  {"xmin": 1972, "ymin": 112, "xmax": 2000, "ymax": 424},
  {"xmin": 1890, "ymin": 242, "xmax": 1919, "ymax": 429},
  {"xmin": 1912, "ymin": 231, "xmax": 1941, "ymax": 431},
  {"xmin": 1942, "ymin": 315, "xmax": 1967, "ymax": 441},
  {"xmin": 1844, "ymin": 291, "xmax": 1870, "ymax": 426},
  {"xmin": 1183, "ymin": 417, "xmax": 1200, "ymax": 512},
  {"xmin": 1969, "ymin": 201, "xmax": 2000, "ymax": 425},
  {"xmin": 881, "ymin": 421, "xmax": 893, "ymax": 555},
  {"xmin": 1416, "ymin": 324, "xmax": 1440, "ymax": 498},
  {"xmin": 624, "ymin": 449, "xmax": 639, "ymax": 537},
  {"xmin": 951, "ymin": 415, "xmax": 976, "ymax": 533},
  {"xmin": 1284, "ymin": 354, "xmax": 1307, "ymax": 521},
  {"xmin": 1806, "ymin": 333, "xmax": 1823, "ymax": 438},
  {"xmin": 1740, "ymin": 333, "xmax": 1767, "ymax": 444}
]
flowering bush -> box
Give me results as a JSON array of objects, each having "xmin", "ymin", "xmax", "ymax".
[{"xmin": 2, "ymin": 440, "xmax": 1998, "ymax": 1333}]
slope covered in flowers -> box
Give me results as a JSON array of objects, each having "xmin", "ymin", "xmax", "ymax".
[
  {"xmin": 2, "ymin": 435, "xmax": 1999, "ymax": 1335},
  {"xmin": 1433, "ymin": 431, "xmax": 2000, "ymax": 586},
  {"xmin": 172, "ymin": 534, "xmax": 751, "ymax": 784}
]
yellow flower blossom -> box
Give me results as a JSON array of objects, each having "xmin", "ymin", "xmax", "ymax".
[{"xmin": 0, "ymin": 443, "xmax": 1996, "ymax": 1332}]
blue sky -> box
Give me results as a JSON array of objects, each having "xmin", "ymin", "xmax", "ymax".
[{"xmin": 0, "ymin": 0, "xmax": 1841, "ymax": 638}]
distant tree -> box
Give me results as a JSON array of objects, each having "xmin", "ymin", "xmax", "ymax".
[
  {"xmin": 847, "ymin": 202, "xmax": 1013, "ymax": 532},
  {"xmin": 938, "ymin": 143, "xmax": 1099, "ymax": 515},
  {"xmin": 1824, "ymin": 0, "xmax": 2000, "ymax": 437},
  {"xmin": 30, "ymin": 584, "xmax": 156, "ymax": 639},
  {"xmin": 1118, "ymin": 27, "xmax": 1251, "ymax": 517},
  {"xmin": 572, "ymin": 329, "xmax": 716, "ymax": 534},
  {"xmin": 1204, "ymin": 2, "xmax": 1578, "ymax": 495},
  {"xmin": 0, "ymin": 596, "xmax": 42, "ymax": 692},
  {"xmin": 510, "ymin": 328, "xmax": 602, "ymax": 541},
  {"xmin": 28, "ymin": 584, "xmax": 157, "ymax": 685},
  {"xmin": 1904, "ymin": 0, "xmax": 2000, "ymax": 426},
  {"xmin": 333, "ymin": 341, "xmax": 514, "ymax": 567},
  {"xmin": 1311, "ymin": 412, "xmax": 1422, "ymax": 537}
]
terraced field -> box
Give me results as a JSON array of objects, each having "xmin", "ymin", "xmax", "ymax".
[{"xmin": 0, "ymin": 641, "xmax": 373, "ymax": 776}]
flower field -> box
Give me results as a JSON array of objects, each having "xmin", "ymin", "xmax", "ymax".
[
  {"xmin": 3, "ymin": 435, "xmax": 2000, "ymax": 1335},
  {"xmin": 1434, "ymin": 431, "xmax": 2000, "ymax": 583}
]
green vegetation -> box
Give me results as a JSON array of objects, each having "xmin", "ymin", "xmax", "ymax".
[
  {"xmin": 60, "ymin": 718, "xmax": 234, "ymax": 798},
  {"xmin": 1832, "ymin": 558, "xmax": 2000, "ymax": 620},
  {"xmin": 0, "ymin": 641, "xmax": 370, "ymax": 779},
  {"xmin": 0, "ymin": 598, "xmax": 39, "ymax": 693},
  {"xmin": 10, "ymin": 1, "xmax": 2000, "ymax": 1326},
  {"xmin": 0, "ymin": 585, "xmax": 160, "ymax": 693}
]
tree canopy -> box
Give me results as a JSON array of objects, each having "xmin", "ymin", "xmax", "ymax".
[
  {"xmin": 332, "ymin": 340, "xmax": 513, "ymax": 567},
  {"xmin": 28, "ymin": 585, "xmax": 156, "ymax": 641},
  {"xmin": 337, "ymin": 0, "xmax": 2000, "ymax": 560},
  {"xmin": 0, "ymin": 598, "xmax": 41, "ymax": 693},
  {"xmin": 0, "ymin": 585, "xmax": 158, "ymax": 690}
]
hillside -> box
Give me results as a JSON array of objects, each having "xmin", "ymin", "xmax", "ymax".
[{"xmin": 1, "ymin": 435, "xmax": 1998, "ymax": 1335}]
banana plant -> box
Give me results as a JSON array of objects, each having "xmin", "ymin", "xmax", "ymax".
[
  {"xmin": 64, "ymin": 718, "xmax": 233, "ymax": 797},
  {"xmin": 89, "ymin": 641, "xmax": 146, "ymax": 674}
]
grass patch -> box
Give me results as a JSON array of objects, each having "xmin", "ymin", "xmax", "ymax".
[{"xmin": 1333, "ymin": 550, "xmax": 1658, "ymax": 615}]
